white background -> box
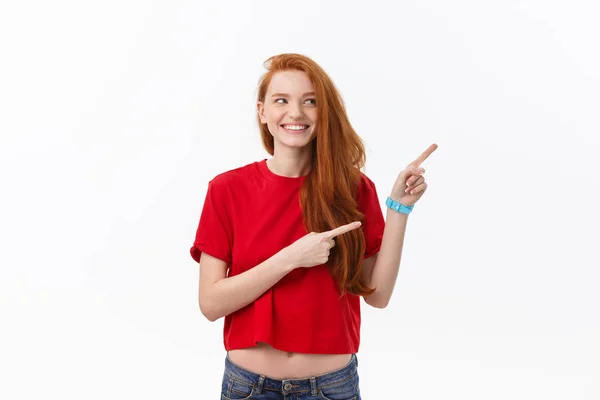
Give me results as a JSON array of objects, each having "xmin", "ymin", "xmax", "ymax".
[{"xmin": 1, "ymin": 0, "xmax": 599, "ymax": 399}]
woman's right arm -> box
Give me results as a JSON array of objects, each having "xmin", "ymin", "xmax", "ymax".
[
  {"xmin": 198, "ymin": 221, "xmax": 361, "ymax": 321},
  {"xmin": 198, "ymin": 251, "xmax": 295, "ymax": 322}
]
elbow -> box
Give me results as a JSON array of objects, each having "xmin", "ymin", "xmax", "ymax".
[
  {"xmin": 364, "ymin": 294, "xmax": 389, "ymax": 309},
  {"xmin": 202, "ymin": 310, "xmax": 220, "ymax": 322},
  {"xmin": 369, "ymin": 300, "xmax": 389, "ymax": 309},
  {"xmin": 198, "ymin": 298, "xmax": 221, "ymax": 322}
]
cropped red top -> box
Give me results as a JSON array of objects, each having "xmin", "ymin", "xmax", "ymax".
[{"xmin": 190, "ymin": 159, "xmax": 385, "ymax": 354}]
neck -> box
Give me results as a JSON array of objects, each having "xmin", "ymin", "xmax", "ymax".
[{"xmin": 267, "ymin": 147, "xmax": 313, "ymax": 178}]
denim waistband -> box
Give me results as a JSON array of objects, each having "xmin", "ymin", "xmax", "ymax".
[{"xmin": 224, "ymin": 353, "xmax": 358, "ymax": 395}]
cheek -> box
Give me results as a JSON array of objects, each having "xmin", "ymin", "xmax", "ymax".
[
  {"xmin": 265, "ymin": 114, "xmax": 282, "ymax": 134},
  {"xmin": 308, "ymin": 112, "xmax": 318, "ymax": 128},
  {"xmin": 267, "ymin": 119, "xmax": 281, "ymax": 132},
  {"xmin": 307, "ymin": 108, "xmax": 318, "ymax": 119},
  {"xmin": 265, "ymin": 109, "xmax": 284, "ymax": 124},
  {"xmin": 308, "ymin": 111, "xmax": 318, "ymax": 128}
]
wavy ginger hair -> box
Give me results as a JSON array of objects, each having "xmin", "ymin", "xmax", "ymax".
[{"xmin": 256, "ymin": 53, "xmax": 375, "ymax": 297}]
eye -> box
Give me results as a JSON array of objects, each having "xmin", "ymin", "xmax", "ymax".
[
  {"xmin": 275, "ymin": 98, "xmax": 287, "ymax": 104},
  {"xmin": 305, "ymin": 98, "xmax": 316, "ymax": 105}
]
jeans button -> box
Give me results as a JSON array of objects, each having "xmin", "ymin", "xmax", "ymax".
[{"xmin": 283, "ymin": 383, "xmax": 292, "ymax": 391}]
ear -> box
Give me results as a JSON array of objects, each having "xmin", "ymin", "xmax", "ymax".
[{"xmin": 257, "ymin": 101, "xmax": 267, "ymax": 124}]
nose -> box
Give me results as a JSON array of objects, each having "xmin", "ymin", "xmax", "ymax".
[{"xmin": 287, "ymin": 103, "xmax": 303, "ymax": 119}]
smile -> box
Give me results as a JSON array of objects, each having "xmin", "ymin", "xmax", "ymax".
[{"xmin": 281, "ymin": 124, "xmax": 310, "ymax": 133}]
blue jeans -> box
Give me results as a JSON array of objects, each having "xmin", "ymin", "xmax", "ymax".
[{"xmin": 220, "ymin": 353, "xmax": 361, "ymax": 400}]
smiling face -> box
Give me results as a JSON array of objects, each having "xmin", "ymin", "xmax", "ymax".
[{"xmin": 257, "ymin": 70, "xmax": 318, "ymax": 153}]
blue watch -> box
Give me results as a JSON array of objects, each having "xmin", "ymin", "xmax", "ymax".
[{"xmin": 386, "ymin": 196, "xmax": 414, "ymax": 214}]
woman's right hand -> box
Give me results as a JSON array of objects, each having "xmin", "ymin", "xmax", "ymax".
[{"xmin": 279, "ymin": 221, "xmax": 362, "ymax": 269}]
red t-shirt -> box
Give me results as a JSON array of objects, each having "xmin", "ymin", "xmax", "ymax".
[{"xmin": 190, "ymin": 159, "xmax": 385, "ymax": 354}]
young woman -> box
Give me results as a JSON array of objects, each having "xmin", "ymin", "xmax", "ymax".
[{"xmin": 190, "ymin": 53, "xmax": 437, "ymax": 400}]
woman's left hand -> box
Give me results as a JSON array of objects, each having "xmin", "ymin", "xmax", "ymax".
[{"xmin": 390, "ymin": 143, "xmax": 438, "ymax": 207}]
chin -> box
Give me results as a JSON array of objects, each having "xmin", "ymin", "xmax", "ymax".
[
  {"xmin": 282, "ymin": 140, "xmax": 312, "ymax": 149},
  {"xmin": 275, "ymin": 137, "xmax": 315, "ymax": 150}
]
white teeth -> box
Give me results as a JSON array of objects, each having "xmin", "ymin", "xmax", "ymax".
[{"xmin": 283, "ymin": 125, "xmax": 308, "ymax": 131}]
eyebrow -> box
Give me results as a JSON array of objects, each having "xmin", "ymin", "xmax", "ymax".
[{"xmin": 270, "ymin": 92, "xmax": 316, "ymax": 98}]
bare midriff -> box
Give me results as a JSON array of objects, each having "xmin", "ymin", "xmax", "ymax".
[{"xmin": 227, "ymin": 342, "xmax": 352, "ymax": 379}]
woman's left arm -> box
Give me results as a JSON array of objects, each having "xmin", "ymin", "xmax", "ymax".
[
  {"xmin": 362, "ymin": 210, "xmax": 408, "ymax": 308},
  {"xmin": 363, "ymin": 143, "xmax": 438, "ymax": 308}
]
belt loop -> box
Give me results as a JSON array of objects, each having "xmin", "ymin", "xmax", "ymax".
[
  {"xmin": 257, "ymin": 375, "xmax": 265, "ymax": 394},
  {"xmin": 354, "ymin": 353, "xmax": 358, "ymax": 368},
  {"xmin": 310, "ymin": 377, "xmax": 317, "ymax": 396}
]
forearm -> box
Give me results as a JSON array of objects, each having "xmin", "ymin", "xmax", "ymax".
[
  {"xmin": 202, "ymin": 254, "xmax": 295, "ymax": 321},
  {"xmin": 365, "ymin": 208, "xmax": 409, "ymax": 308}
]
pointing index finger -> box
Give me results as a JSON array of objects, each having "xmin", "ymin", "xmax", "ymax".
[
  {"xmin": 322, "ymin": 221, "xmax": 362, "ymax": 239},
  {"xmin": 409, "ymin": 143, "xmax": 438, "ymax": 167}
]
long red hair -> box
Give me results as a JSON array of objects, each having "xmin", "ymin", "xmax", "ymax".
[{"xmin": 256, "ymin": 53, "xmax": 374, "ymax": 296}]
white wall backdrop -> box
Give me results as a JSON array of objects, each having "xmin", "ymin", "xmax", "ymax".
[{"xmin": 1, "ymin": 0, "xmax": 599, "ymax": 399}]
